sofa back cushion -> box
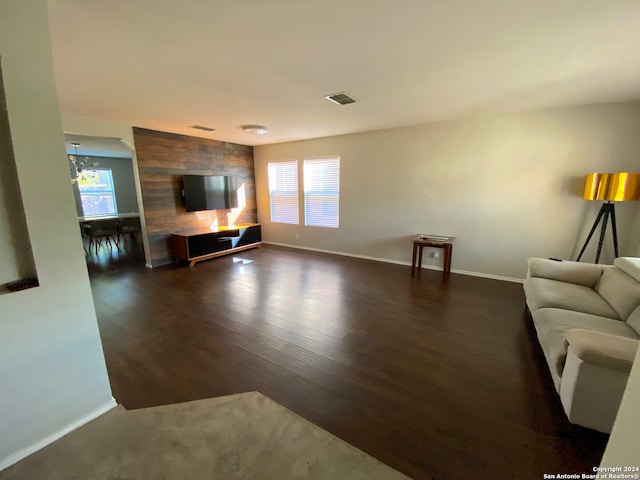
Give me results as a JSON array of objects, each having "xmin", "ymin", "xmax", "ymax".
[
  {"xmin": 614, "ymin": 257, "xmax": 640, "ymax": 282},
  {"xmin": 527, "ymin": 258, "xmax": 606, "ymax": 287},
  {"xmin": 627, "ymin": 305, "xmax": 640, "ymax": 336},
  {"xmin": 596, "ymin": 267, "xmax": 640, "ymax": 320}
]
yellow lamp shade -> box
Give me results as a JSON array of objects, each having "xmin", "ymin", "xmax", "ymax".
[
  {"xmin": 583, "ymin": 172, "xmax": 640, "ymax": 201},
  {"xmin": 608, "ymin": 172, "xmax": 640, "ymax": 201},
  {"xmin": 583, "ymin": 173, "xmax": 610, "ymax": 200}
]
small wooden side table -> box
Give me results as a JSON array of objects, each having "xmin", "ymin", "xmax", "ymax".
[{"xmin": 411, "ymin": 238, "xmax": 453, "ymax": 281}]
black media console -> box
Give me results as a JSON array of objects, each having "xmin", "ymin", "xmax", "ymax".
[{"xmin": 171, "ymin": 223, "xmax": 261, "ymax": 267}]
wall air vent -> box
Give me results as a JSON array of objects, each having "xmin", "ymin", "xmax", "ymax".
[
  {"xmin": 324, "ymin": 92, "xmax": 357, "ymax": 106},
  {"xmin": 190, "ymin": 125, "xmax": 216, "ymax": 132}
]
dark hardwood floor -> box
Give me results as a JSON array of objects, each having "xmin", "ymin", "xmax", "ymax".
[{"xmin": 87, "ymin": 243, "xmax": 608, "ymax": 480}]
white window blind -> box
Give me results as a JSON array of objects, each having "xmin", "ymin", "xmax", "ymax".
[
  {"xmin": 268, "ymin": 160, "xmax": 299, "ymax": 224},
  {"xmin": 304, "ymin": 157, "xmax": 340, "ymax": 228}
]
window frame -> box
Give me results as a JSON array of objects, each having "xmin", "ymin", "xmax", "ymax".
[
  {"xmin": 77, "ymin": 167, "xmax": 118, "ymax": 217},
  {"xmin": 303, "ymin": 156, "xmax": 340, "ymax": 229},
  {"xmin": 267, "ymin": 160, "xmax": 300, "ymax": 225}
]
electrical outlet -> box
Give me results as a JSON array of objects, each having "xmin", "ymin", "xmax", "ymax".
[
  {"xmin": 295, "ymin": 234, "xmax": 300, "ymax": 240},
  {"xmin": 429, "ymin": 251, "xmax": 440, "ymax": 258}
]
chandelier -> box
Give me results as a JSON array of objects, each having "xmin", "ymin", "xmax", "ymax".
[{"xmin": 69, "ymin": 142, "xmax": 98, "ymax": 184}]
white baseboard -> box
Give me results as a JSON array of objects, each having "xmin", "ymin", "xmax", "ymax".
[
  {"xmin": 263, "ymin": 242, "xmax": 524, "ymax": 284},
  {"xmin": 0, "ymin": 397, "xmax": 118, "ymax": 471}
]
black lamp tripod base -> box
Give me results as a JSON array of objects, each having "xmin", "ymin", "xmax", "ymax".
[{"xmin": 576, "ymin": 202, "xmax": 618, "ymax": 264}]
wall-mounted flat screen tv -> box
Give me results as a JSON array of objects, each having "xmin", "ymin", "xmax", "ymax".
[{"xmin": 183, "ymin": 175, "xmax": 238, "ymax": 212}]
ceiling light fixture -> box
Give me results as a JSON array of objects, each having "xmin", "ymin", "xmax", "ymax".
[
  {"xmin": 69, "ymin": 142, "xmax": 99, "ymax": 184},
  {"xmin": 241, "ymin": 125, "xmax": 269, "ymax": 135}
]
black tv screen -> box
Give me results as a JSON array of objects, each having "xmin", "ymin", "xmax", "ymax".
[{"xmin": 183, "ymin": 175, "xmax": 238, "ymax": 212}]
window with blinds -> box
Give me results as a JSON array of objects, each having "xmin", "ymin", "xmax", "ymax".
[
  {"xmin": 268, "ymin": 160, "xmax": 299, "ymax": 224},
  {"xmin": 303, "ymin": 157, "xmax": 340, "ymax": 228},
  {"xmin": 78, "ymin": 168, "xmax": 118, "ymax": 217}
]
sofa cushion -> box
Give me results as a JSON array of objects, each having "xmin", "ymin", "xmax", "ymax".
[
  {"xmin": 595, "ymin": 267, "xmax": 640, "ymax": 320},
  {"xmin": 527, "ymin": 258, "xmax": 607, "ymax": 287},
  {"xmin": 614, "ymin": 257, "xmax": 640, "ymax": 282},
  {"xmin": 524, "ymin": 277, "xmax": 619, "ymax": 318},
  {"xmin": 627, "ymin": 304, "xmax": 640, "ymax": 336},
  {"xmin": 532, "ymin": 308, "xmax": 638, "ymax": 389}
]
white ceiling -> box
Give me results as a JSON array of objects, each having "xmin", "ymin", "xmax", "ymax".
[
  {"xmin": 48, "ymin": 0, "xmax": 640, "ymax": 147},
  {"xmin": 64, "ymin": 134, "xmax": 132, "ymax": 158}
]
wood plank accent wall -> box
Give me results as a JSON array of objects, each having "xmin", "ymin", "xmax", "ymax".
[{"xmin": 133, "ymin": 127, "xmax": 256, "ymax": 266}]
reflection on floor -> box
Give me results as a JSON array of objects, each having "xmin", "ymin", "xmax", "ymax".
[{"xmin": 83, "ymin": 235, "xmax": 145, "ymax": 275}]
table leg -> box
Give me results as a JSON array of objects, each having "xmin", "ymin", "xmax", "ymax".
[
  {"xmin": 411, "ymin": 243, "xmax": 418, "ymax": 277},
  {"xmin": 443, "ymin": 244, "xmax": 452, "ymax": 281},
  {"xmin": 418, "ymin": 244, "xmax": 424, "ymax": 271}
]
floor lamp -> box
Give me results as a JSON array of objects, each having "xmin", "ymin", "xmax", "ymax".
[{"xmin": 576, "ymin": 172, "xmax": 640, "ymax": 263}]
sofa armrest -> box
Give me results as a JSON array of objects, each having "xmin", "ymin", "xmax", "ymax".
[
  {"xmin": 565, "ymin": 329, "xmax": 638, "ymax": 372},
  {"xmin": 527, "ymin": 257, "xmax": 608, "ymax": 287},
  {"xmin": 559, "ymin": 329, "xmax": 638, "ymax": 432}
]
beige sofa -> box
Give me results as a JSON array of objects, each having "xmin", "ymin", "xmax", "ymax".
[{"xmin": 523, "ymin": 257, "xmax": 640, "ymax": 433}]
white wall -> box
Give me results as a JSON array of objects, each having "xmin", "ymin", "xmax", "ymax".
[
  {"xmin": 600, "ymin": 346, "xmax": 640, "ymax": 469},
  {"xmin": 0, "ymin": 0, "xmax": 114, "ymax": 469},
  {"xmin": 0, "ymin": 75, "xmax": 35, "ymax": 286},
  {"xmin": 254, "ymin": 102, "xmax": 640, "ymax": 279}
]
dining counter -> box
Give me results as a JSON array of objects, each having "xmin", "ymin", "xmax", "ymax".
[{"xmin": 78, "ymin": 212, "xmax": 139, "ymax": 223}]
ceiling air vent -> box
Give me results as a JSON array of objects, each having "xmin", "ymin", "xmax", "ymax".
[
  {"xmin": 190, "ymin": 125, "xmax": 216, "ymax": 132},
  {"xmin": 324, "ymin": 92, "xmax": 357, "ymax": 106}
]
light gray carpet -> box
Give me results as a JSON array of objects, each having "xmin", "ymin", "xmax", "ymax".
[{"xmin": 0, "ymin": 391, "xmax": 412, "ymax": 479}]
